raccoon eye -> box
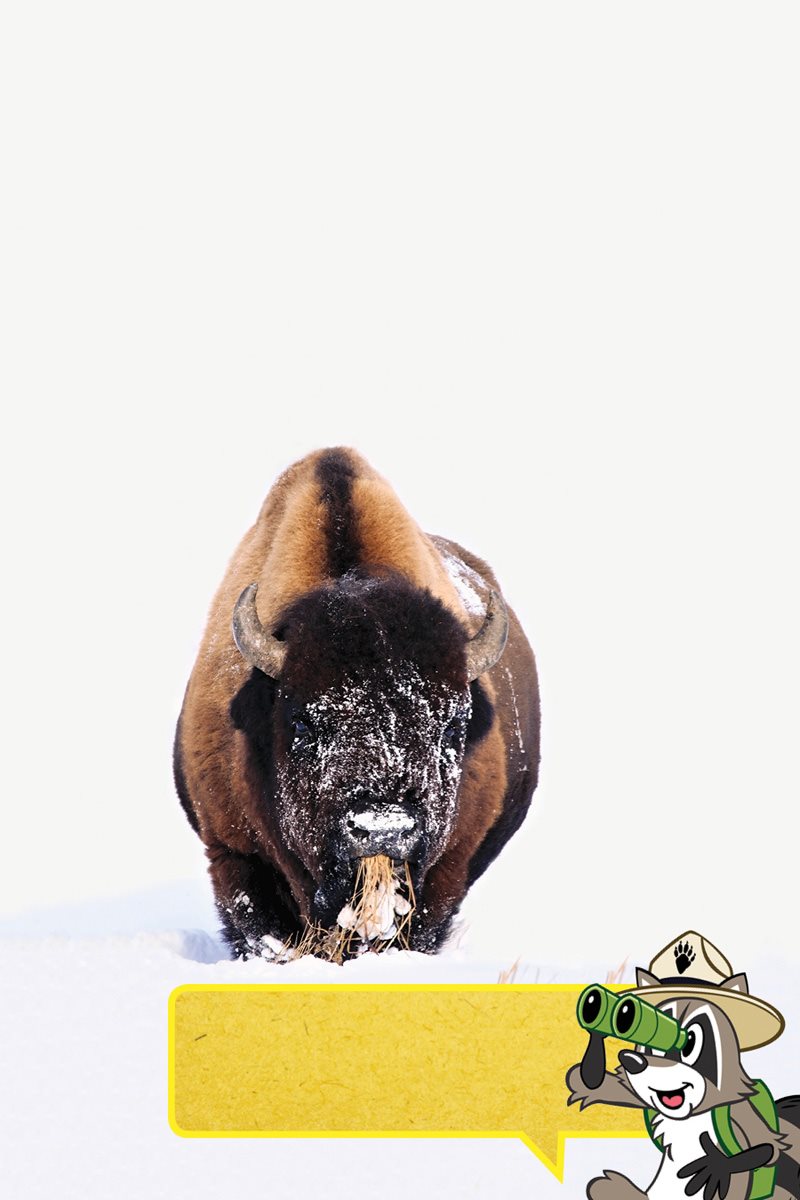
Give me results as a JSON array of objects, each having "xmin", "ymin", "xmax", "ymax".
[{"xmin": 680, "ymin": 1023, "xmax": 704, "ymax": 1066}]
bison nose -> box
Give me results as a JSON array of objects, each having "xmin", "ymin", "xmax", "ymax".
[
  {"xmin": 618, "ymin": 1050, "xmax": 648, "ymax": 1075},
  {"xmin": 343, "ymin": 804, "xmax": 420, "ymax": 859}
]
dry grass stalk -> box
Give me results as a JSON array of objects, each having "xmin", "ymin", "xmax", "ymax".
[
  {"xmin": 497, "ymin": 957, "xmax": 522, "ymax": 984},
  {"xmin": 605, "ymin": 957, "xmax": 629, "ymax": 986},
  {"xmin": 273, "ymin": 855, "xmax": 416, "ymax": 964}
]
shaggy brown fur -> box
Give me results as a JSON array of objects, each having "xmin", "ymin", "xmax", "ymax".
[{"xmin": 174, "ymin": 447, "xmax": 540, "ymax": 957}]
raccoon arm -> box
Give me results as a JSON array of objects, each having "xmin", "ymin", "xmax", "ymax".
[
  {"xmin": 566, "ymin": 1036, "xmax": 642, "ymax": 1110},
  {"xmin": 678, "ymin": 1133, "xmax": 774, "ymax": 1193},
  {"xmin": 731, "ymin": 1103, "xmax": 788, "ymax": 1165},
  {"xmin": 564, "ymin": 1031, "xmax": 607, "ymax": 1098},
  {"xmin": 727, "ymin": 1144, "xmax": 776, "ymax": 1171},
  {"xmin": 565, "ymin": 1064, "xmax": 641, "ymax": 1110}
]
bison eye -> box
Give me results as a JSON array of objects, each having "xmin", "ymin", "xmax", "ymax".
[
  {"xmin": 290, "ymin": 717, "xmax": 314, "ymax": 751},
  {"xmin": 442, "ymin": 717, "xmax": 466, "ymax": 748}
]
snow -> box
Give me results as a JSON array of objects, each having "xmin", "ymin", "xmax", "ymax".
[
  {"xmin": 439, "ymin": 548, "xmax": 488, "ymax": 619},
  {"xmin": 4, "ymin": 884, "xmax": 799, "ymax": 1200},
  {"xmin": 346, "ymin": 806, "xmax": 416, "ymax": 833},
  {"xmin": 503, "ymin": 664, "xmax": 526, "ymax": 757}
]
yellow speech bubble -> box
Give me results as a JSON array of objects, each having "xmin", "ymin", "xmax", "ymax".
[{"xmin": 169, "ymin": 984, "xmax": 646, "ymax": 1178}]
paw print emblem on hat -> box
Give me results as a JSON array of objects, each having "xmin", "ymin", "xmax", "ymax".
[{"xmin": 674, "ymin": 939, "xmax": 696, "ymax": 974}]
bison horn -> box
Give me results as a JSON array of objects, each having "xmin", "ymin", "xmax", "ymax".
[
  {"xmin": 464, "ymin": 589, "xmax": 509, "ymax": 681},
  {"xmin": 231, "ymin": 583, "xmax": 287, "ymax": 678}
]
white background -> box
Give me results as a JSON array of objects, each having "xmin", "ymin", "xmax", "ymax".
[{"xmin": 1, "ymin": 4, "xmax": 799, "ymax": 1198}]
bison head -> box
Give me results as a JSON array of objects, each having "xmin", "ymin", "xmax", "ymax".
[{"xmin": 229, "ymin": 568, "xmax": 507, "ymax": 932}]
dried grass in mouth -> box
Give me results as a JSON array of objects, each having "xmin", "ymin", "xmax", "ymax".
[{"xmin": 272, "ymin": 855, "xmax": 416, "ymax": 965}]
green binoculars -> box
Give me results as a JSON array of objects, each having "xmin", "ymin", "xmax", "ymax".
[{"xmin": 577, "ymin": 984, "xmax": 688, "ymax": 1053}]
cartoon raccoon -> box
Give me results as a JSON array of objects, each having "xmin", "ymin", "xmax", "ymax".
[{"xmin": 566, "ymin": 933, "xmax": 800, "ymax": 1200}]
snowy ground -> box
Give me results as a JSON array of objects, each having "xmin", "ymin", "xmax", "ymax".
[{"xmin": 3, "ymin": 880, "xmax": 799, "ymax": 1200}]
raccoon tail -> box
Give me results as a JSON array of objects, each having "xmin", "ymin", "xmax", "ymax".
[
  {"xmin": 776, "ymin": 1098, "xmax": 800, "ymax": 1199},
  {"xmin": 778, "ymin": 1098, "xmax": 800, "ymax": 1126}
]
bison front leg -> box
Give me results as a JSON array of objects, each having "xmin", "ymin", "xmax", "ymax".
[{"xmin": 206, "ymin": 845, "xmax": 302, "ymax": 958}]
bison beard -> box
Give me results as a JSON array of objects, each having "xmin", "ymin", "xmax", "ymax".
[{"xmin": 174, "ymin": 448, "xmax": 540, "ymax": 960}]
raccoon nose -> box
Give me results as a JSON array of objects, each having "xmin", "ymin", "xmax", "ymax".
[{"xmin": 619, "ymin": 1050, "xmax": 648, "ymax": 1075}]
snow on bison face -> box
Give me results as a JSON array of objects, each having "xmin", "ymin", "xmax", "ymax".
[
  {"xmin": 275, "ymin": 662, "xmax": 472, "ymax": 923},
  {"xmin": 230, "ymin": 569, "xmax": 499, "ymax": 928}
]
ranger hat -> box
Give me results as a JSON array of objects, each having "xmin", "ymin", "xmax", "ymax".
[{"xmin": 626, "ymin": 930, "xmax": 784, "ymax": 1050}]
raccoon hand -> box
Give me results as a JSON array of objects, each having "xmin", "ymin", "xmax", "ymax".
[
  {"xmin": 579, "ymin": 1030, "xmax": 607, "ymax": 1091},
  {"xmin": 677, "ymin": 1132, "xmax": 773, "ymax": 1199},
  {"xmin": 565, "ymin": 1064, "xmax": 593, "ymax": 1108},
  {"xmin": 565, "ymin": 1032, "xmax": 607, "ymax": 1102}
]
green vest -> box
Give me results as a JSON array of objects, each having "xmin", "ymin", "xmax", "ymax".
[{"xmin": 644, "ymin": 1080, "xmax": 778, "ymax": 1200}]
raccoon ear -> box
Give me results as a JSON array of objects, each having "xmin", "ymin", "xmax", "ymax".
[
  {"xmin": 636, "ymin": 969, "xmax": 660, "ymax": 988},
  {"xmin": 720, "ymin": 973, "xmax": 749, "ymax": 994}
]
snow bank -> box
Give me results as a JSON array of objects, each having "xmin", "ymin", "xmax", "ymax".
[{"xmin": 3, "ymin": 886, "xmax": 798, "ymax": 1200}]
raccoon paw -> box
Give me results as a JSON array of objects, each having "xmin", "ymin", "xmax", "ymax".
[
  {"xmin": 587, "ymin": 1171, "xmax": 647, "ymax": 1199},
  {"xmin": 565, "ymin": 1064, "xmax": 592, "ymax": 1109},
  {"xmin": 677, "ymin": 1132, "xmax": 734, "ymax": 1199},
  {"xmin": 679, "ymin": 1136, "xmax": 774, "ymax": 1200},
  {"xmin": 674, "ymin": 939, "xmax": 696, "ymax": 975}
]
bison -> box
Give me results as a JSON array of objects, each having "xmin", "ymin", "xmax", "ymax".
[{"xmin": 174, "ymin": 448, "xmax": 540, "ymax": 958}]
